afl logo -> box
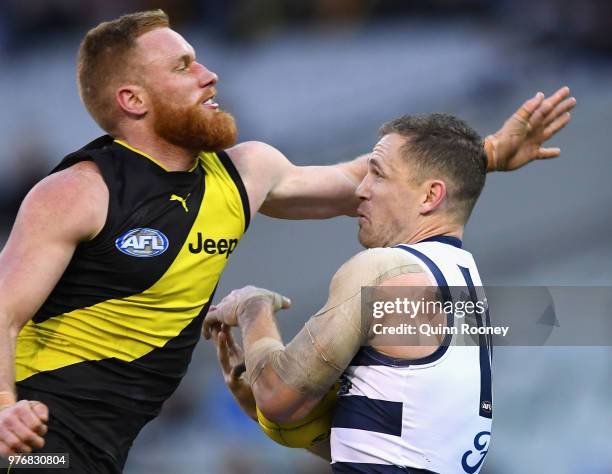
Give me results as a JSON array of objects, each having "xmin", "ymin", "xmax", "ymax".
[{"xmin": 115, "ymin": 228, "xmax": 169, "ymax": 258}]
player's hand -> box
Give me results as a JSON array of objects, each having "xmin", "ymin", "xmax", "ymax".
[
  {"xmin": 212, "ymin": 325, "xmax": 257, "ymax": 421},
  {"xmin": 486, "ymin": 86, "xmax": 576, "ymax": 171},
  {"xmin": 203, "ymin": 286, "xmax": 291, "ymax": 339},
  {"xmin": 0, "ymin": 400, "xmax": 48, "ymax": 457}
]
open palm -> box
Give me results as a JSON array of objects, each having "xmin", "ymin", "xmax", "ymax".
[{"xmin": 489, "ymin": 86, "xmax": 576, "ymax": 171}]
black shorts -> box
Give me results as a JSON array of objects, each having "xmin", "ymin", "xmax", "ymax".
[{"xmin": 1, "ymin": 414, "xmax": 120, "ymax": 474}]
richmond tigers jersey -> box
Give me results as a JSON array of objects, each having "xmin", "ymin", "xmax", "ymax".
[
  {"xmin": 15, "ymin": 135, "xmax": 249, "ymax": 467},
  {"xmin": 331, "ymin": 236, "xmax": 492, "ymax": 474}
]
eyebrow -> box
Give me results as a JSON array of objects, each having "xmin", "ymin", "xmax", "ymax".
[
  {"xmin": 176, "ymin": 53, "xmax": 193, "ymax": 65},
  {"xmin": 369, "ymin": 157, "xmax": 385, "ymax": 173}
]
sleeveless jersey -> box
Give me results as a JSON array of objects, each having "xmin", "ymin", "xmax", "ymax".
[
  {"xmin": 15, "ymin": 135, "xmax": 249, "ymax": 467},
  {"xmin": 331, "ymin": 236, "xmax": 493, "ymax": 474}
]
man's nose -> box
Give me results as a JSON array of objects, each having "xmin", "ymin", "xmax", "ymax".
[
  {"xmin": 355, "ymin": 176, "xmax": 370, "ymax": 200},
  {"xmin": 196, "ymin": 63, "xmax": 218, "ymax": 87}
]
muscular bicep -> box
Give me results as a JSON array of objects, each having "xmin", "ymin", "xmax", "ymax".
[
  {"xmin": 0, "ymin": 164, "xmax": 107, "ymax": 330},
  {"xmin": 259, "ymin": 162, "xmax": 362, "ymax": 219},
  {"xmin": 270, "ymin": 248, "xmax": 425, "ymax": 397},
  {"xmin": 269, "ymin": 289, "xmax": 364, "ymax": 398}
]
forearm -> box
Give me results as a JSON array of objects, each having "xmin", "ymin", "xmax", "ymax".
[
  {"xmin": 0, "ymin": 312, "xmax": 18, "ymax": 406},
  {"xmin": 237, "ymin": 299, "xmax": 284, "ymax": 402},
  {"xmin": 259, "ymin": 154, "xmax": 368, "ymax": 220},
  {"xmin": 336, "ymin": 154, "xmax": 368, "ymax": 187},
  {"xmin": 231, "ymin": 371, "xmax": 258, "ymax": 422},
  {"xmin": 238, "ymin": 300, "xmax": 283, "ymax": 359},
  {"xmin": 237, "ymin": 301, "xmax": 322, "ymax": 423}
]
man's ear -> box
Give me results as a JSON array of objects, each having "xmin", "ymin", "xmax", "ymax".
[
  {"xmin": 116, "ymin": 85, "xmax": 148, "ymax": 118},
  {"xmin": 420, "ymin": 179, "xmax": 446, "ymax": 214}
]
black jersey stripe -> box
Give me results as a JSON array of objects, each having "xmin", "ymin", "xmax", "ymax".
[
  {"xmin": 216, "ymin": 150, "xmax": 251, "ymax": 232},
  {"xmin": 17, "ymin": 294, "xmax": 213, "ymax": 468},
  {"xmin": 33, "ymin": 144, "xmax": 206, "ymax": 323}
]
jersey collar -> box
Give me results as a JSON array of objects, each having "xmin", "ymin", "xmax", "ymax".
[{"xmin": 417, "ymin": 235, "xmax": 463, "ymax": 248}]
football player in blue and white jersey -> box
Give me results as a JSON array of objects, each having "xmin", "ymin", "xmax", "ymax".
[{"xmin": 204, "ymin": 105, "xmax": 572, "ymax": 473}]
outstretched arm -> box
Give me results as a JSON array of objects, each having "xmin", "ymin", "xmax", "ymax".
[
  {"xmin": 226, "ymin": 87, "xmax": 575, "ymax": 220},
  {"xmin": 226, "ymin": 140, "xmax": 366, "ymax": 219}
]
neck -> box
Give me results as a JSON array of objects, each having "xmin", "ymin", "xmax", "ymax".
[
  {"xmin": 115, "ymin": 130, "xmax": 198, "ymax": 172},
  {"xmin": 397, "ymin": 220, "xmax": 464, "ymax": 247}
]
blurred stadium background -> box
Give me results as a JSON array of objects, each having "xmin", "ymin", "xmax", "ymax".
[{"xmin": 1, "ymin": 1, "xmax": 611, "ymax": 473}]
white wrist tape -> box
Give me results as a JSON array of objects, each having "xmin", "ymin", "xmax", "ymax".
[{"xmin": 245, "ymin": 337, "xmax": 285, "ymax": 386}]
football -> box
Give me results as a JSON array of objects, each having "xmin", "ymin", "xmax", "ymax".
[{"xmin": 256, "ymin": 384, "xmax": 338, "ymax": 448}]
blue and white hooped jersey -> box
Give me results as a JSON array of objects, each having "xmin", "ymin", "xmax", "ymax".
[{"xmin": 330, "ymin": 236, "xmax": 493, "ymax": 474}]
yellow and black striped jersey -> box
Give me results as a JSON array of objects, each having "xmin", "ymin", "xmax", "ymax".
[{"xmin": 15, "ymin": 135, "xmax": 249, "ymax": 468}]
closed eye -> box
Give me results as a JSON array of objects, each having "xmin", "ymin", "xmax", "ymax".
[
  {"xmin": 369, "ymin": 163, "xmax": 385, "ymax": 179},
  {"xmin": 175, "ymin": 54, "xmax": 193, "ymax": 72}
]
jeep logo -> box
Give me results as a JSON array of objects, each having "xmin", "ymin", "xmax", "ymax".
[{"xmin": 189, "ymin": 233, "xmax": 237, "ymax": 259}]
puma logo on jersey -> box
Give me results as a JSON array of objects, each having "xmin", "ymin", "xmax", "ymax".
[
  {"xmin": 188, "ymin": 233, "xmax": 238, "ymax": 259},
  {"xmin": 170, "ymin": 193, "xmax": 190, "ymax": 212}
]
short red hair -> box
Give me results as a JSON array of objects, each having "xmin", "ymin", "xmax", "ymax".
[{"xmin": 77, "ymin": 10, "xmax": 169, "ymax": 134}]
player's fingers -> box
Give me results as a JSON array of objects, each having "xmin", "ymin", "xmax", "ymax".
[
  {"xmin": 544, "ymin": 86, "xmax": 571, "ymax": 110},
  {"xmin": 542, "ymin": 112, "xmax": 571, "ymax": 140},
  {"xmin": 537, "ymin": 147, "xmax": 561, "ymax": 159},
  {"xmin": 0, "ymin": 439, "xmax": 13, "ymax": 457},
  {"xmin": 6, "ymin": 421, "xmax": 44, "ymax": 450},
  {"xmin": 15, "ymin": 404, "xmax": 44, "ymax": 433},
  {"xmin": 543, "ymin": 97, "xmax": 576, "ymax": 127},
  {"xmin": 280, "ymin": 295, "xmax": 291, "ymax": 310},
  {"xmin": 0, "ymin": 426, "xmax": 31, "ymax": 454},
  {"xmin": 0, "ymin": 439, "xmax": 13, "ymax": 458},
  {"xmin": 202, "ymin": 315, "xmax": 219, "ymax": 339},
  {"xmin": 515, "ymin": 91, "xmax": 544, "ymax": 121},
  {"xmin": 26, "ymin": 401, "xmax": 48, "ymax": 424},
  {"xmin": 526, "ymin": 93, "xmax": 555, "ymax": 129},
  {"xmin": 202, "ymin": 322, "xmax": 211, "ymax": 339},
  {"xmin": 28, "ymin": 402, "xmax": 47, "ymax": 424},
  {"xmin": 230, "ymin": 362, "xmax": 247, "ymax": 380},
  {"xmin": 222, "ymin": 327, "xmax": 241, "ymax": 357},
  {"xmin": 33, "ymin": 422, "xmax": 47, "ymax": 437},
  {"xmin": 210, "ymin": 326, "xmax": 221, "ymax": 347},
  {"xmin": 216, "ymin": 332, "xmax": 232, "ymax": 375},
  {"xmin": 537, "ymin": 86, "xmax": 570, "ymax": 117}
]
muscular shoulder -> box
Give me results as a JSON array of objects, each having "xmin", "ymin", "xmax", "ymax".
[
  {"xmin": 225, "ymin": 141, "xmax": 290, "ymax": 179},
  {"xmin": 225, "ymin": 141, "xmax": 292, "ymax": 212},
  {"xmin": 335, "ymin": 248, "xmax": 426, "ymax": 286},
  {"xmin": 320, "ymin": 248, "xmax": 428, "ymax": 313},
  {"xmin": 20, "ymin": 160, "xmax": 108, "ymax": 241}
]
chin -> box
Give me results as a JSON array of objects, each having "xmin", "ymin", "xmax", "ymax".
[{"xmin": 358, "ymin": 231, "xmax": 378, "ymax": 249}]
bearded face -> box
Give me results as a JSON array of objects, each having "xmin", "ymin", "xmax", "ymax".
[{"xmin": 149, "ymin": 92, "xmax": 238, "ymax": 152}]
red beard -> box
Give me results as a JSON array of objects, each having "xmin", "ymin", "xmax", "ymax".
[{"xmin": 151, "ymin": 95, "xmax": 238, "ymax": 152}]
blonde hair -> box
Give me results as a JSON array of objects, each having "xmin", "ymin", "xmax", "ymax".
[{"xmin": 77, "ymin": 10, "xmax": 169, "ymax": 134}]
